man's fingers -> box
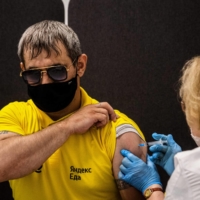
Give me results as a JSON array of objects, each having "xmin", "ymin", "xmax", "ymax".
[
  {"xmin": 71, "ymin": 102, "xmax": 118, "ymax": 133},
  {"xmin": 96, "ymin": 102, "xmax": 103, "ymax": 108},
  {"xmin": 94, "ymin": 112, "xmax": 109, "ymax": 128},
  {"xmin": 97, "ymin": 102, "xmax": 118, "ymax": 121},
  {"xmin": 95, "ymin": 119, "xmax": 107, "ymax": 128}
]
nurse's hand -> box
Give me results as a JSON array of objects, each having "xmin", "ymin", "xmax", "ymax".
[
  {"xmin": 118, "ymin": 150, "xmax": 162, "ymax": 194},
  {"xmin": 149, "ymin": 133, "xmax": 182, "ymax": 176}
]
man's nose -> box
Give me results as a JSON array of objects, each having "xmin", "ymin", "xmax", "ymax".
[{"xmin": 40, "ymin": 71, "xmax": 53, "ymax": 84}]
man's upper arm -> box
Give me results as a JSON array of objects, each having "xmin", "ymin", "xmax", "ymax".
[{"xmin": 113, "ymin": 131, "xmax": 147, "ymax": 200}]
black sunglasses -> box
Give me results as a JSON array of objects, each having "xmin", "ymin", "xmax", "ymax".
[{"xmin": 20, "ymin": 60, "xmax": 76, "ymax": 85}]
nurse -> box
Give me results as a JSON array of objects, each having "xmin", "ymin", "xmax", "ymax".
[{"xmin": 118, "ymin": 56, "xmax": 200, "ymax": 200}]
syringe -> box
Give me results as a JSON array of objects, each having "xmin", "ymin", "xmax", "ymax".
[{"xmin": 138, "ymin": 139, "xmax": 168, "ymax": 147}]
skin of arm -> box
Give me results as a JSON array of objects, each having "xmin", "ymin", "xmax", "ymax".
[
  {"xmin": 0, "ymin": 102, "xmax": 118, "ymax": 182},
  {"xmin": 113, "ymin": 131, "xmax": 147, "ymax": 200},
  {"xmin": 0, "ymin": 121, "xmax": 71, "ymax": 182}
]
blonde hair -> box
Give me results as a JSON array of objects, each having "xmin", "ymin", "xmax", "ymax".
[{"xmin": 179, "ymin": 56, "xmax": 200, "ymax": 127}]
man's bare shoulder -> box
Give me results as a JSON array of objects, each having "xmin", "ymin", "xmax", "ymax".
[{"xmin": 116, "ymin": 131, "xmax": 147, "ymax": 161}]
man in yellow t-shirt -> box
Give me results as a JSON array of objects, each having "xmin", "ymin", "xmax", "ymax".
[{"xmin": 0, "ymin": 20, "xmax": 147, "ymax": 200}]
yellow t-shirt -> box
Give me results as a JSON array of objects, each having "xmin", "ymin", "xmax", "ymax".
[{"xmin": 0, "ymin": 88, "xmax": 145, "ymax": 200}]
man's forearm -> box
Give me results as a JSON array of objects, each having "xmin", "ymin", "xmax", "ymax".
[{"xmin": 0, "ymin": 119, "xmax": 71, "ymax": 182}]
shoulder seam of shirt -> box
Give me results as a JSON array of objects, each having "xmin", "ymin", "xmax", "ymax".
[{"xmin": 116, "ymin": 124, "xmax": 140, "ymax": 138}]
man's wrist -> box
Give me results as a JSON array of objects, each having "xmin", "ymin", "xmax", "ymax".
[{"xmin": 58, "ymin": 119, "xmax": 74, "ymax": 137}]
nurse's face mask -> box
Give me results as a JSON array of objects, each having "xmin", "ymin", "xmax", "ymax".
[
  {"xmin": 191, "ymin": 133, "xmax": 200, "ymax": 147},
  {"xmin": 180, "ymin": 100, "xmax": 200, "ymax": 146}
]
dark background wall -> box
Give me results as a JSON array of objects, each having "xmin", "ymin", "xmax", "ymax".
[{"xmin": 1, "ymin": 0, "xmax": 200, "ymax": 199}]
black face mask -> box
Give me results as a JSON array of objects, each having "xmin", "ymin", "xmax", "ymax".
[{"xmin": 28, "ymin": 76, "xmax": 77, "ymax": 112}]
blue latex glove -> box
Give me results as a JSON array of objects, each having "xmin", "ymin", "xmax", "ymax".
[
  {"xmin": 118, "ymin": 150, "xmax": 162, "ymax": 194},
  {"xmin": 149, "ymin": 133, "xmax": 182, "ymax": 176}
]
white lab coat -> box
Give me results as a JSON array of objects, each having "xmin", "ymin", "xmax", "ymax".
[{"xmin": 165, "ymin": 147, "xmax": 200, "ymax": 200}]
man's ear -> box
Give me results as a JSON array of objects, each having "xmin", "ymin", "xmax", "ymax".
[
  {"xmin": 20, "ymin": 62, "xmax": 25, "ymax": 70},
  {"xmin": 76, "ymin": 54, "xmax": 87, "ymax": 77}
]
